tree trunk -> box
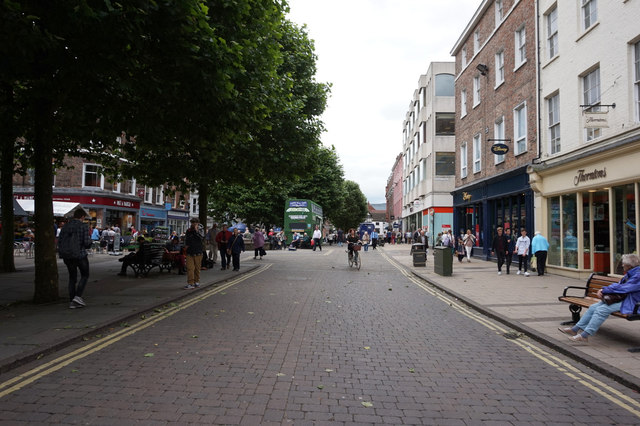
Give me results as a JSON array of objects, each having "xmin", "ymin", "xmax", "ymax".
[
  {"xmin": 0, "ymin": 138, "xmax": 16, "ymax": 272},
  {"xmin": 32, "ymin": 121, "xmax": 59, "ymax": 304},
  {"xmin": 198, "ymin": 182, "xmax": 208, "ymax": 228}
]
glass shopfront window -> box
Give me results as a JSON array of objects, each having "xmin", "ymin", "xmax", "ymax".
[
  {"xmin": 562, "ymin": 194, "xmax": 578, "ymax": 268},
  {"xmin": 613, "ymin": 184, "xmax": 636, "ymax": 274},
  {"xmin": 548, "ymin": 196, "xmax": 561, "ymax": 266},
  {"xmin": 592, "ymin": 190, "xmax": 610, "ymax": 273},
  {"xmin": 582, "ymin": 193, "xmax": 591, "ymax": 270}
]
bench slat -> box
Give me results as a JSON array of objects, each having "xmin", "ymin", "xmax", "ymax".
[{"xmin": 558, "ymin": 273, "xmax": 632, "ymax": 322}]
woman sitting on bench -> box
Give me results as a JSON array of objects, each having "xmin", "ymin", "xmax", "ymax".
[
  {"xmin": 117, "ymin": 236, "xmax": 147, "ymax": 276},
  {"xmin": 559, "ymin": 254, "xmax": 640, "ymax": 343}
]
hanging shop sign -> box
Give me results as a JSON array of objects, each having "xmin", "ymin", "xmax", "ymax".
[{"xmin": 490, "ymin": 143, "xmax": 509, "ymax": 155}]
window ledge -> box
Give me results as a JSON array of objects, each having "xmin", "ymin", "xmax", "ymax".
[
  {"xmin": 473, "ymin": 102, "xmax": 481, "ymax": 109},
  {"xmin": 576, "ymin": 21, "xmax": 599, "ymax": 43},
  {"xmin": 513, "ymin": 59, "xmax": 527, "ymax": 73},
  {"xmin": 541, "ymin": 54, "xmax": 559, "ymax": 70},
  {"xmin": 494, "ymin": 80, "xmax": 504, "ymax": 90}
]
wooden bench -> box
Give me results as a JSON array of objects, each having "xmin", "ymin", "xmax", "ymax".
[
  {"xmin": 558, "ymin": 273, "xmax": 640, "ymax": 324},
  {"xmin": 128, "ymin": 244, "xmax": 172, "ymax": 277}
]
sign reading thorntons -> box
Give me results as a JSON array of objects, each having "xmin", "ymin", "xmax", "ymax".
[
  {"xmin": 574, "ymin": 168, "xmax": 607, "ymax": 186},
  {"xmin": 583, "ymin": 111, "xmax": 609, "ymax": 128}
]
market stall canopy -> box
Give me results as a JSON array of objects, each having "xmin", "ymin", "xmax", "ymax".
[
  {"xmin": 16, "ymin": 200, "xmax": 87, "ymax": 217},
  {"xmin": 0, "ymin": 198, "xmax": 29, "ymax": 217}
]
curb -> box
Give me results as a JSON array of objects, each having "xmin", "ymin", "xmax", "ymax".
[{"xmin": 0, "ymin": 264, "xmax": 261, "ymax": 375}]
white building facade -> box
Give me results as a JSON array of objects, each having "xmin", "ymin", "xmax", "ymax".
[
  {"xmin": 401, "ymin": 62, "xmax": 456, "ymax": 246},
  {"xmin": 529, "ymin": 0, "xmax": 640, "ymax": 278}
]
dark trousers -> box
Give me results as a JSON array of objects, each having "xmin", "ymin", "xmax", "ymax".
[
  {"xmin": 231, "ymin": 252, "xmax": 240, "ymax": 270},
  {"xmin": 518, "ymin": 254, "xmax": 528, "ymax": 272},
  {"xmin": 535, "ymin": 251, "xmax": 548, "ymax": 275},
  {"xmin": 219, "ymin": 244, "xmax": 230, "ymax": 268},
  {"xmin": 64, "ymin": 256, "xmax": 90, "ymax": 301},
  {"xmin": 506, "ymin": 252, "xmax": 513, "ymax": 272},
  {"xmin": 496, "ymin": 251, "xmax": 506, "ymax": 271},
  {"xmin": 254, "ymin": 246, "xmax": 265, "ymax": 257},
  {"xmin": 372, "ymin": 238, "xmax": 378, "ymax": 249},
  {"xmin": 313, "ymin": 238, "xmax": 322, "ymax": 251}
]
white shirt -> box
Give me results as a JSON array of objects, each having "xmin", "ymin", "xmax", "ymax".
[
  {"xmin": 516, "ymin": 235, "xmax": 530, "ymax": 255},
  {"xmin": 312, "ymin": 229, "xmax": 322, "ymax": 239}
]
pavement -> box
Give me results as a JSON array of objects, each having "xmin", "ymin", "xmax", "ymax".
[{"xmin": 1, "ymin": 243, "xmax": 640, "ymax": 391}]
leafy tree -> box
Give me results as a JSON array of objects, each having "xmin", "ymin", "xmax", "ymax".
[{"xmin": 330, "ymin": 180, "xmax": 368, "ymax": 231}]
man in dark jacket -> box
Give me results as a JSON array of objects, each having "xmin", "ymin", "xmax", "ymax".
[
  {"xmin": 504, "ymin": 227, "xmax": 516, "ymax": 274},
  {"xmin": 184, "ymin": 218, "xmax": 204, "ymax": 289},
  {"xmin": 215, "ymin": 224, "xmax": 232, "ymax": 270},
  {"xmin": 57, "ymin": 209, "xmax": 92, "ymax": 309},
  {"xmin": 228, "ymin": 228, "xmax": 245, "ymax": 271},
  {"xmin": 491, "ymin": 227, "xmax": 510, "ymax": 275}
]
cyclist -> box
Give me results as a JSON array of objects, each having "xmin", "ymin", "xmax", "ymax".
[{"xmin": 346, "ymin": 228, "xmax": 361, "ymax": 261}]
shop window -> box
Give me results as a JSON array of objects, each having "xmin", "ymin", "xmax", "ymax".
[
  {"xmin": 613, "ymin": 184, "xmax": 636, "ymax": 274},
  {"xmin": 548, "ymin": 196, "xmax": 561, "ymax": 266},
  {"xmin": 435, "ymin": 152, "xmax": 455, "ymax": 176},
  {"xmin": 562, "ymin": 194, "xmax": 578, "ymax": 269},
  {"xmin": 435, "ymin": 113, "xmax": 455, "ymax": 135},
  {"xmin": 582, "ymin": 193, "xmax": 591, "ymax": 270},
  {"xmin": 591, "ymin": 190, "xmax": 610, "ymax": 274}
]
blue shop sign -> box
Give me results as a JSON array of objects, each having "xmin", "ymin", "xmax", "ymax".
[{"xmin": 140, "ymin": 207, "xmax": 167, "ymax": 220}]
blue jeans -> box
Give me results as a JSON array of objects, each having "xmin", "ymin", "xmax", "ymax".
[
  {"xmin": 573, "ymin": 300, "xmax": 622, "ymax": 336},
  {"xmin": 64, "ymin": 256, "xmax": 90, "ymax": 301}
]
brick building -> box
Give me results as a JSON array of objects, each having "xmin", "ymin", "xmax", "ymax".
[
  {"xmin": 450, "ymin": 0, "xmax": 537, "ymax": 255},
  {"xmin": 385, "ymin": 153, "xmax": 403, "ymax": 230}
]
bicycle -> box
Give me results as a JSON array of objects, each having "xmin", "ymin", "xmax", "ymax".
[{"xmin": 347, "ymin": 242, "xmax": 362, "ymax": 270}]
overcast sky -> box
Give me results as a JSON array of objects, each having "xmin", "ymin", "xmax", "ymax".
[{"xmin": 286, "ymin": 0, "xmax": 479, "ymax": 204}]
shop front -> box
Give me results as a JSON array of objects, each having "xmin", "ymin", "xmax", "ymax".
[
  {"xmin": 424, "ymin": 207, "xmax": 454, "ymax": 248},
  {"xmin": 452, "ymin": 167, "xmax": 533, "ymax": 258},
  {"xmin": 139, "ymin": 206, "xmax": 168, "ymax": 233},
  {"xmin": 167, "ymin": 208, "xmax": 190, "ymax": 236},
  {"xmin": 529, "ymin": 141, "xmax": 640, "ymax": 278}
]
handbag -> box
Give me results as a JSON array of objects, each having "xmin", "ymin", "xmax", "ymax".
[
  {"xmin": 602, "ymin": 293, "xmax": 626, "ymax": 305},
  {"xmin": 530, "ymin": 255, "xmax": 537, "ymax": 269},
  {"xmin": 227, "ymin": 235, "xmax": 239, "ymax": 256}
]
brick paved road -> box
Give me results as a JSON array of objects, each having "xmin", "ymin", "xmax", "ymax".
[{"xmin": 2, "ymin": 246, "xmax": 640, "ymax": 424}]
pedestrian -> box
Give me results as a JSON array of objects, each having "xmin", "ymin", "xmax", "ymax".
[
  {"xmin": 560, "ymin": 254, "xmax": 640, "ymax": 343},
  {"xmin": 456, "ymin": 236, "xmax": 465, "ymax": 262},
  {"xmin": 205, "ymin": 223, "xmax": 218, "ymax": 266},
  {"xmin": 228, "ymin": 228, "xmax": 245, "ymax": 271},
  {"xmin": 371, "ymin": 229, "xmax": 379, "ymax": 250},
  {"xmin": 337, "ymin": 228, "xmax": 344, "ymax": 247},
  {"xmin": 515, "ymin": 228, "xmax": 531, "ymax": 276},
  {"xmin": 531, "ymin": 231, "xmax": 550, "ymax": 276},
  {"xmin": 184, "ymin": 217, "xmax": 204, "ymax": 289},
  {"xmin": 57, "ymin": 209, "xmax": 93, "ymax": 309},
  {"xmin": 362, "ymin": 231, "xmax": 371, "ymax": 251},
  {"xmin": 312, "ymin": 225, "xmax": 323, "ymax": 252},
  {"xmin": 405, "ymin": 230, "xmax": 412, "ymax": 245},
  {"xmin": 491, "ymin": 227, "xmax": 509, "ymax": 275},
  {"xmin": 216, "ymin": 224, "xmax": 232, "ymax": 270},
  {"xmin": 505, "ymin": 227, "xmax": 516, "ymax": 274},
  {"xmin": 463, "ymin": 229, "xmax": 475, "ymax": 262},
  {"xmin": 252, "ymin": 228, "xmax": 266, "ymax": 259}
]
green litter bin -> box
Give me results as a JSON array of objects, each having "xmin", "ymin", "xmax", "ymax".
[{"xmin": 434, "ymin": 246, "xmax": 452, "ymax": 276}]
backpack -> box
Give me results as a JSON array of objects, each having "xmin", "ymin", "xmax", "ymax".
[{"xmin": 58, "ymin": 224, "xmax": 79, "ymax": 259}]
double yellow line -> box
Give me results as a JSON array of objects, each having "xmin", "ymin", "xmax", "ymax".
[
  {"xmin": 381, "ymin": 252, "xmax": 640, "ymax": 418},
  {"xmin": 0, "ymin": 264, "xmax": 270, "ymax": 399}
]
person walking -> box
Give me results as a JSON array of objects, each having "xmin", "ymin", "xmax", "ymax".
[
  {"xmin": 462, "ymin": 229, "xmax": 475, "ymax": 262},
  {"xmin": 57, "ymin": 209, "xmax": 92, "ymax": 309},
  {"xmin": 216, "ymin": 224, "xmax": 232, "ymax": 270},
  {"xmin": 560, "ymin": 254, "xmax": 640, "ymax": 343},
  {"xmin": 337, "ymin": 228, "xmax": 344, "ymax": 247},
  {"xmin": 312, "ymin": 225, "xmax": 323, "ymax": 252},
  {"xmin": 371, "ymin": 229, "xmax": 379, "ymax": 250},
  {"xmin": 531, "ymin": 231, "xmax": 550, "ymax": 276},
  {"xmin": 491, "ymin": 227, "xmax": 509, "ymax": 275},
  {"xmin": 184, "ymin": 218, "xmax": 204, "ymax": 289},
  {"xmin": 515, "ymin": 228, "xmax": 531, "ymax": 276},
  {"xmin": 252, "ymin": 228, "xmax": 266, "ymax": 259},
  {"xmin": 205, "ymin": 223, "xmax": 218, "ymax": 266},
  {"xmin": 228, "ymin": 228, "xmax": 245, "ymax": 271},
  {"xmin": 362, "ymin": 231, "xmax": 371, "ymax": 251},
  {"xmin": 505, "ymin": 227, "xmax": 516, "ymax": 274}
]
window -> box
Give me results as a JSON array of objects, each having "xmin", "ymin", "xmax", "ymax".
[
  {"xmin": 83, "ymin": 164, "xmax": 102, "ymax": 188},
  {"xmin": 435, "ymin": 113, "xmax": 455, "ymax": 135},
  {"xmin": 144, "ymin": 186, "xmax": 153, "ymax": 203},
  {"xmin": 460, "ymin": 89, "xmax": 467, "ymax": 117},
  {"xmin": 548, "ymin": 93, "xmax": 561, "ymax": 154},
  {"xmin": 435, "ymin": 152, "xmax": 455, "ymax": 176},
  {"xmin": 155, "ymin": 186, "xmax": 164, "ymax": 205},
  {"xmin": 121, "ymin": 178, "xmax": 136, "ymax": 195},
  {"xmin": 495, "ymin": 50, "xmax": 504, "ymax": 86},
  {"xmin": 513, "ymin": 102, "xmax": 527, "ymax": 154},
  {"xmin": 583, "ymin": 67, "xmax": 601, "ymax": 141},
  {"xmin": 581, "ymin": 0, "xmax": 597, "ymax": 31},
  {"xmin": 634, "ymin": 41, "xmax": 640, "ymax": 122},
  {"xmin": 460, "ymin": 143, "xmax": 468, "ymax": 178},
  {"xmin": 474, "ymin": 31, "xmax": 480, "ymax": 53},
  {"xmin": 420, "ymin": 123, "xmax": 426, "ymax": 147},
  {"xmin": 435, "ymin": 74, "xmax": 455, "ymax": 96},
  {"xmin": 104, "ymin": 178, "xmax": 120, "ymax": 193},
  {"xmin": 494, "ymin": 117, "xmax": 505, "ymax": 164},
  {"xmin": 473, "ymin": 75, "xmax": 481, "ymax": 106},
  {"xmin": 461, "ymin": 47, "xmax": 467, "ymax": 68},
  {"xmin": 495, "ymin": 0, "xmax": 504, "ymax": 26},
  {"xmin": 547, "ymin": 6, "xmax": 558, "ymax": 59},
  {"xmin": 422, "ymin": 158, "xmax": 427, "ymax": 180},
  {"xmin": 473, "ymin": 134, "xmax": 481, "ymax": 173},
  {"xmin": 515, "ymin": 27, "xmax": 526, "ymax": 68}
]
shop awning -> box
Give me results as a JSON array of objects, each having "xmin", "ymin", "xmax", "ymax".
[
  {"xmin": 16, "ymin": 200, "xmax": 86, "ymax": 217},
  {"xmin": 0, "ymin": 198, "xmax": 29, "ymax": 217}
]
